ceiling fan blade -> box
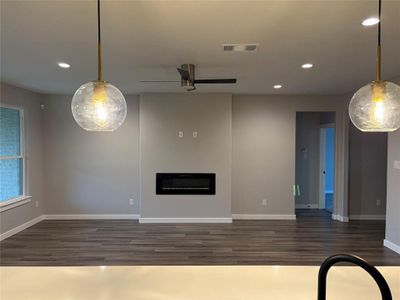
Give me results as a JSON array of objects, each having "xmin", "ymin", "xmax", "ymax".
[
  {"xmin": 194, "ymin": 79, "xmax": 237, "ymax": 84},
  {"xmin": 177, "ymin": 68, "xmax": 191, "ymax": 81},
  {"xmin": 140, "ymin": 80, "xmax": 179, "ymax": 83}
]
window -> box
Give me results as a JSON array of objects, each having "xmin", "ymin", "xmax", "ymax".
[{"xmin": 0, "ymin": 106, "xmax": 25, "ymax": 202}]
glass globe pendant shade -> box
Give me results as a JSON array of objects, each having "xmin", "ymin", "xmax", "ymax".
[
  {"xmin": 349, "ymin": 81, "xmax": 400, "ymax": 132},
  {"xmin": 71, "ymin": 80, "xmax": 127, "ymax": 132}
]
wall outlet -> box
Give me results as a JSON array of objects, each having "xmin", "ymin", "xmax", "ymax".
[
  {"xmin": 193, "ymin": 131, "xmax": 198, "ymax": 138},
  {"xmin": 394, "ymin": 161, "xmax": 400, "ymax": 170},
  {"xmin": 262, "ymin": 199, "xmax": 268, "ymax": 206},
  {"xmin": 35, "ymin": 201, "xmax": 39, "ymax": 208},
  {"xmin": 178, "ymin": 131, "xmax": 184, "ymax": 138},
  {"xmin": 129, "ymin": 199, "xmax": 134, "ymax": 206},
  {"xmin": 376, "ymin": 199, "xmax": 382, "ymax": 207}
]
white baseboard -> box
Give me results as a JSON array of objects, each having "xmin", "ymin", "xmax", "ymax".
[
  {"xmin": 0, "ymin": 215, "xmax": 45, "ymax": 241},
  {"xmin": 350, "ymin": 214, "xmax": 386, "ymax": 220},
  {"xmin": 384, "ymin": 239, "xmax": 400, "ymax": 254},
  {"xmin": 0, "ymin": 214, "xmax": 141, "ymax": 241},
  {"xmin": 139, "ymin": 217, "xmax": 232, "ymax": 223},
  {"xmin": 44, "ymin": 214, "xmax": 140, "ymax": 220},
  {"xmin": 232, "ymin": 214, "xmax": 296, "ymax": 220},
  {"xmin": 332, "ymin": 214, "xmax": 349, "ymax": 222},
  {"xmin": 295, "ymin": 204, "xmax": 319, "ymax": 209}
]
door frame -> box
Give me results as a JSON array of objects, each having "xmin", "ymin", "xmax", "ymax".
[{"xmin": 294, "ymin": 107, "xmax": 349, "ymax": 222}]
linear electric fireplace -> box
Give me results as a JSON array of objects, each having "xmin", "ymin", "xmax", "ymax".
[{"xmin": 156, "ymin": 173, "xmax": 216, "ymax": 195}]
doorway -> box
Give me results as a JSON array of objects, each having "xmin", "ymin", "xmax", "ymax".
[
  {"xmin": 319, "ymin": 126, "xmax": 335, "ymax": 213},
  {"xmin": 295, "ymin": 112, "xmax": 335, "ymax": 218}
]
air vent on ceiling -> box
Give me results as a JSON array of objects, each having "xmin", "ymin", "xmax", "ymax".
[{"xmin": 223, "ymin": 43, "xmax": 259, "ymax": 52}]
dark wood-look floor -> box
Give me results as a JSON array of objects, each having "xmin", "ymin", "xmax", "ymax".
[{"xmin": 1, "ymin": 210, "xmax": 399, "ymax": 266}]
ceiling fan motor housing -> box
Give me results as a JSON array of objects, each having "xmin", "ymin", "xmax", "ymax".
[{"xmin": 181, "ymin": 64, "xmax": 196, "ymax": 91}]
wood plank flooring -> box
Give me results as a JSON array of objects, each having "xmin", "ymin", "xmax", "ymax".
[{"xmin": 1, "ymin": 210, "xmax": 399, "ymax": 266}]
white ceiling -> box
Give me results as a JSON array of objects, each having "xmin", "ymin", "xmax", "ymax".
[{"xmin": 1, "ymin": 0, "xmax": 399, "ymax": 95}]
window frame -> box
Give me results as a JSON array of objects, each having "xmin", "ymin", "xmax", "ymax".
[{"xmin": 0, "ymin": 104, "xmax": 29, "ymax": 209}]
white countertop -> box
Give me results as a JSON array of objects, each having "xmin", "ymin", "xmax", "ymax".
[{"xmin": 1, "ymin": 266, "xmax": 399, "ymax": 300}]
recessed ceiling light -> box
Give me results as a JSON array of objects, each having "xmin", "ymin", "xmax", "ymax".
[
  {"xmin": 273, "ymin": 84, "xmax": 282, "ymax": 89},
  {"xmin": 302, "ymin": 63, "xmax": 313, "ymax": 69},
  {"xmin": 223, "ymin": 43, "xmax": 259, "ymax": 52},
  {"xmin": 362, "ymin": 17, "xmax": 379, "ymax": 26},
  {"xmin": 58, "ymin": 62, "xmax": 70, "ymax": 69}
]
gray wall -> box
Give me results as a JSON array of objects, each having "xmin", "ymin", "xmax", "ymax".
[
  {"xmin": 42, "ymin": 94, "xmax": 140, "ymax": 215},
  {"xmin": 232, "ymin": 97, "xmax": 295, "ymax": 216},
  {"xmin": 232, "ymin": 95, "xmax": 348, "ymax": 217},
  {"xmin": 0, "ymin": 83, "xmax": 44, "ymax": 234},
  {"xmin": 1, "ymin": 81, "xmax": 398, "ymax": 244},
  {"xmin": 140, "ymin": 93, "xmax": 232, "ymax": 218},
  {"xmin": 384, "ymin": 75, "xmax": 400, "ymax": 249},
  {"xmin": 349, "ymin": 123, "xmax": 388, "ymax": 217},
  {"xmin": 4, "ymin": 82, "xmax": 389, "ymax": 232},
  {"xmin": 385, "ymin": 130, "xmax": 400, "ymax": 247}
]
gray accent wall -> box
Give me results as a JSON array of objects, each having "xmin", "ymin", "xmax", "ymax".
[
  {"xmin": 0, "ymin": 83, "xmax": 44, "ymax": 234},
  {"xmin": 41, "ymin": 94, "xmax": 140, "ymax": 215},
  {"xmin": 385, "ymin": 130, "xmax": 400, "ymax": 247},
  {"xmin": 139, "ymin": 93, "xmax": 232, "ymax": 218}
]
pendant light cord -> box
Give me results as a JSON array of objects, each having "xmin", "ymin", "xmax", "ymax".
[
  {"xmin": 97, "ymin": 0, "xmax": 102, "ymax": 81},
  {"xmin": 376, "ymin": 0, "xmax": 382, "ymax": 81}
]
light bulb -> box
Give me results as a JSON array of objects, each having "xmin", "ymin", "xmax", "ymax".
[
  {"xmin": 349, "ymin": 81, "xmax": 400, "ymax": 132},
  {"xmin": 372, "ymin": 101, "xmax": 384, "ymax": 126},
  {"xmin": 371, "ymin": 83, "xmax": 385, "ymax": 127},
  {"xmin": 71, "ymin": 81, "xmax": 127, "ymax": 131},
  {"xmin": 94, "ymin": 100, "xmax": 107, "ymax": 125},
  {"xmin": 92, "ymin": 84, "xmax": 108, "ymax": 127}
]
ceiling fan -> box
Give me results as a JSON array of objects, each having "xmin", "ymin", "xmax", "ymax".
[{"xmin": 140, "ymin": 64, "xmax": 237, "ymax": 91}]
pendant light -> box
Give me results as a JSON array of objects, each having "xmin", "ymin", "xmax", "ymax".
[
  {"xmin": 71, "ymin": 0, "xmax": 127, "ymax": 132},
  {"xmin": 349, "ymin": 0, "xmax": 400, "ymax": 132}
]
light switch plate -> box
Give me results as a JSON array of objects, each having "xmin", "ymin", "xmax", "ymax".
[
  {"xmin": 193, "ymin": 131, "xmax": 198, "ymax": 138},
  {"xmin": 394, "ymin": 161, "xmax": 400, "ymax": 170},
  {"xmin": 178, "ymin": 131, "xmax": 184, "ymax": 138}
]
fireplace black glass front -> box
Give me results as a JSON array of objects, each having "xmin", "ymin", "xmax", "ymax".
[{"xmin": 156, "ymin": 173, "xmax": 216, "ymax": 195}]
